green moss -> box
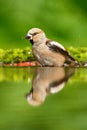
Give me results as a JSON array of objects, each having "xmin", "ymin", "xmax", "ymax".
[
  {"xmin": 0, "ymin": 47, "xmax": 87, "ymax": 64},
  {"xmin": 68, "ymin": 47, "xmax": 87, "ymax": 63},
  {"xmin": 0, "ymin": 47, "xmax": 35, "ymax": 64}
]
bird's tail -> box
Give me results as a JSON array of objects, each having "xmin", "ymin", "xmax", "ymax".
[
  {"xmin": 64, "ymin": 54, "xmax": 81, "ymax": 67},
  {"xmin": 68, "ymin": 54, "xmax": 87, "ymax": 67}
]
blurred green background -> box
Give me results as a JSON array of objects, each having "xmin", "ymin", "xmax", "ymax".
[{"xmin": 0, "ymin": 0, "xmax": 87, "ymax": 49}]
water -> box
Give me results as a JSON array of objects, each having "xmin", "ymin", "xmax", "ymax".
[{"xmin": 0, "ymin": 67, "xmax": 87, "ymax": 130}]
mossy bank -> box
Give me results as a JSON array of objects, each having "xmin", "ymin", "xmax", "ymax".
[{"xmin": 0, "ymin": 47, "xmax": 87, "ymax": 65}]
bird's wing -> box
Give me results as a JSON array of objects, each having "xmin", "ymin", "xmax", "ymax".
[{"xmin": 46, "ymin": 40, "xmax": 76, "ymax": 61}]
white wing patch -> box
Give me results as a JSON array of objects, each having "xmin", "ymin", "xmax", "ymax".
[
  {"xmin": 50, "ymin": 82, "xmax": 65, "ymax": 94},
  {"xmin": 50, "ymin": 41, "xmax": 65, "ymax": 50}
]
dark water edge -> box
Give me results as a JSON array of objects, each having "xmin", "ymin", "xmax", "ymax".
[{"xmin": 0, "ymin": 67, "xmax": 87, "ymax": 130}]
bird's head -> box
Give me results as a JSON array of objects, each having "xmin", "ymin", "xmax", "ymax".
[{"xmin": 25, "ymin": 28, "xmax": 47, "ymax": 45}]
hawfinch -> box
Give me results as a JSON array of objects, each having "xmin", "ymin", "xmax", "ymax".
[
  {"xmin": 26, "ymin": 67, "xmax": 75, "ymax": 106},
  {"xmin": 25, "ymin": 28, "xmax": 78, "ymax": 67}
]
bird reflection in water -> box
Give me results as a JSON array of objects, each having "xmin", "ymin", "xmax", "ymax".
[{"xmin": 26, "ymin": 67, "xmax": 75, "ymax": 106}]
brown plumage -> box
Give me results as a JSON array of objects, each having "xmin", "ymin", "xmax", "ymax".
[
  {"xmin": 25, "ymin": 28, "xmax": 78, "ymax": 67},
  {"xmin": 26, "ymin": 67, "xmax": 75, "ymax": 106}
]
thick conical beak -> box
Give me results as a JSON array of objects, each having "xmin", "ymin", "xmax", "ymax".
[{"xmin": 25, "ymin": 34, "xmax": 32, "ymax": 40}]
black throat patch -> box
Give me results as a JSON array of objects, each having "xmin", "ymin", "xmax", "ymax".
[{"xmin": 30, "ymin": 39, "xmax": 34, "ymax": 45}]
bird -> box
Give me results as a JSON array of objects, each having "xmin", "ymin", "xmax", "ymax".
[
  {"xmin": 25, "ymin": 28, "xmax": 79, "ymax": 67},
  {"xmin": 26, "ymin": 67, "xmax": 75, "ymax": 106}
]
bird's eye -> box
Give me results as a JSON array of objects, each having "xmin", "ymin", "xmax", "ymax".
[{"xmin": 32, "ymin": 32, "xmax": 38, "ymax": 36}]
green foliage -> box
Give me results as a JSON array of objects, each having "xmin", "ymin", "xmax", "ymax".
[
  {"xmin": 0, "ymin": 47, "xmax": 87, "ymax": 64},
  {"xmin": 0, "ymin": 47, "xmax": 35, "ymax": 64},
  {"xmin": 68, "ymin": 47, "xmax": 87, "ymax": 62},
  {"xmin": 0, "ymin": 49, "xmax": 4, "ymax": 62}
]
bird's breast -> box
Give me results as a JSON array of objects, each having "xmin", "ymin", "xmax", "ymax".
[{"xmin": 32, "ymin": 44, "xmax": 66, "ymax": 66}]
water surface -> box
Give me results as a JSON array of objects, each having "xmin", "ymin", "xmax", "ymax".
[{"xmin": 0, "ymin": 67, "xmax": 87, "ymax": 130}]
